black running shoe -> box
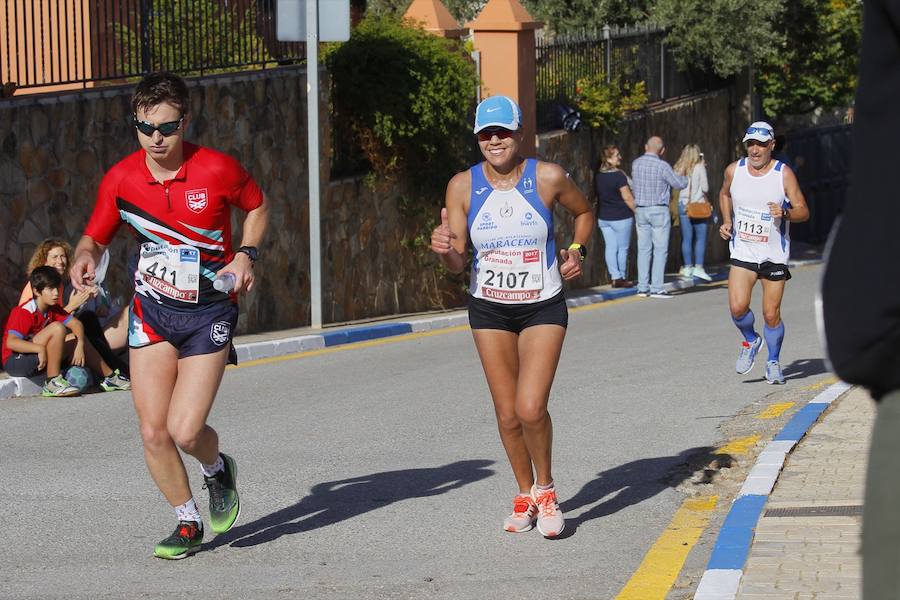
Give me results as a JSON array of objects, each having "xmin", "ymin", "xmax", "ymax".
[
  {"xmin": 204, "ymin": 453, "xmax": 240, "ymax": 534},
  {"xmin": 154, "ymin": 520, "xmax": 203, "ymax": 560}
]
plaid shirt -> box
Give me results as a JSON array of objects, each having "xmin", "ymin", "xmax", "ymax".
[{"xmin": 631, "ymin": 153, "xmax": 688, "ymax": 207}]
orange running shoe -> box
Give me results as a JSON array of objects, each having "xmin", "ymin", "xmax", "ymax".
[
  {"xmin": 531, "ymin": 484, "xmax": 565, "ymax": 537},
  {"xmin": 503, "ymin": 493, "xmax": 538, "ymax": 533}
]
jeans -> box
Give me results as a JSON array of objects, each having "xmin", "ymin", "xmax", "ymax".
[
  {"xmin": 679, "ymin": 202, "xmax": 709, "ymax": 267},
  {"xmin": 598, "ymin": 217, "xmax": 634, "ymax": 280},
  {"xmin": 636, "ymin": 205, "xmax": 671, "ymax": 293}
]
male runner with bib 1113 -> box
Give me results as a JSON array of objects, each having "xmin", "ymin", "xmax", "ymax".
[
  {"xmin": 70, "ymin": 72, "xmax": 269, "ymax": 559},
  {"xmin": 431, "ymin": 95, "xmax": 593, "ymax": 538},
  {"xmin": 718, "ymin": 121, "xmax": 808, "ymax": 384}
]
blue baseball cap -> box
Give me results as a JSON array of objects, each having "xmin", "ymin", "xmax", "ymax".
[{"xmin": 473, "ymin": 95, "xmax": 522, "ymax": 133}]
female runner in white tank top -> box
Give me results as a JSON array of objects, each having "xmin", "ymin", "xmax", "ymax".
[{"xmin": 431, "ymin": 96, "xmax": 593, "ymax": 538}]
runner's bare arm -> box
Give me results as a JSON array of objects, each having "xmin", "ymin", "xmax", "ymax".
[
  {"xmin": 539, "ymin": 162, "xmax": 594, "ymax": 280},
  {"xmin": 70, "ymin": 236, "xmax": 108, "ymax": 292},
  {"xmin": 227, "ymin": 194, "xmax": 270, "ymax": 294},
  {"xmin": 780, "ymin": 167, "xmax": 809, "ymax": 223},
  {"xmin": 719, "ymin": 163, "xmax": 736, "ymax": 240},
  {"xmin": 431, "ymin": 171, "xmax": 469, "ymax": 274}
]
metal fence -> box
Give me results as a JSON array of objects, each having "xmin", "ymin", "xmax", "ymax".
[
  {"xmin": 535, "ymin": 25, "xmax": 727, "ymax": 131},
  {"xmin": 1, "ymin": 0, "xmax": 305, "ymax": 91}
]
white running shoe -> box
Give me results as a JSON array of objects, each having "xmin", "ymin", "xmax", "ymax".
[
  {"xmin": 503, "ymin": 494, "xmax": 538, "ymax": 533},
  {"xmin": 679, "ymin": 265, "xmax": 693, "ymax": 278},
  {"xmin": 531, "ymin": 484, "xmax": 565, "ymax": 538}
]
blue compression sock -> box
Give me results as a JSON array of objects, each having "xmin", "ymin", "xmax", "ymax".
[
  {"xmin": 764, "ymin": 322, "xmax": 785, "ymax": 361},
  {"xmin": 732, "ymin": 310, "xmax": 758, "ymax": 343}
]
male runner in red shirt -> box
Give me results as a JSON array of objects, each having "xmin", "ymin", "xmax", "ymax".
[{"xmin": 70, "ymin": 72, "xmax": 269, "ymax": 559}]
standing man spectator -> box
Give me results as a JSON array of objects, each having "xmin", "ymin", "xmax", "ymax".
[
  {"xmin": 70, "ymin": 72, "xmax": 268, "ymax": 560},
  {"xmin": 631, "ymin": 136, "xmax": 688, "ymax": 298},
  {"xmin": 821, "ymin": 1, "xmax": 900, "ymax": 597}
]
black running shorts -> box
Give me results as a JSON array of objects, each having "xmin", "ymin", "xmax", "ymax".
[
  {"xmin": 731, "ymin": 259, "xmax": 792, "ymax": 281},
  {"xmin": 468, "ymin": 291, "xmax": 568, "ymax": 333}
]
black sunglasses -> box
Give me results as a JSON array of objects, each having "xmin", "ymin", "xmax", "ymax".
[
  {"xmin": 133, "ymin": 115, "xmax": 184, "ymax": 137},
  {"xmin": 477, "ymin": 127, "xmax": 516, "ymax": 142}
]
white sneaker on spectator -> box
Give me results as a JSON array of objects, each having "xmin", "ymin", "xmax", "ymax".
[
  {"xmin": 679, "ymin": 265, "xmax": 693, "ymax": 278},
  {"xmin": 691, "ymin": 266, "xmax": 712, "ymax": 281}
]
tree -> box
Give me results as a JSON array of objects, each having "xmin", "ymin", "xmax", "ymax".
[
  {"xmin": 756, "ymin": 0, "xmax": 862, "ymax": 115},
  {"xmin": 523, "ymin": 0, "xmax": 649, "ymax": 30},
  {"xmin": 652, "ymin": 0, "xmax": 784, "ymax": 78},
  {"xmin": 326, "ymin": 15, "xmax": 479, "ymax": 191}
]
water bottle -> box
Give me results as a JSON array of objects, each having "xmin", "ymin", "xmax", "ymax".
[{"xmin": 213, "ymin": 272, "xmax": 236, "ymax": 293}]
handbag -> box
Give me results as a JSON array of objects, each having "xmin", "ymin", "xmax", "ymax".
[
  {"xmin": 684, "ymin": 171, "xmax": 713, "ymax": 219},
  {"xmin": 686, "ymin": 198, "xmax": 713, "ymax": 219}
]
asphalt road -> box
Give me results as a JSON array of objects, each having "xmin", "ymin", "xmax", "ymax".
[{"xmin": 0, "ymin": 264, "xmax": 831, "ymax": 600}]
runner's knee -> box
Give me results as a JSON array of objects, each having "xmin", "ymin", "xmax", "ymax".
[
  {"xmin": 515, "ymin": 403, "xmax": 549, "ymax": 427},
  {"xmin": 730, "ymin": 302, "xmax": 751, "ymax": 319},
  {"xmin": 496, "ymin": 410, "xmax": 521, "ymax": 433},
  {"xmin": 140, "ymin": 423, "xmax": 173, "ymax": 451},
  {"xmin": 168, "ymin": 424, "xmax": 205, "ymax": 454},
  {"xmin": 763, "ymin": 308, "xmax": 781, "ymax": 327}
]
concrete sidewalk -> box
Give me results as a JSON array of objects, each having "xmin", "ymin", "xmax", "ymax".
[{"xmin": 732, "ymin": 385, "xmax": 872, "ymax": 599}]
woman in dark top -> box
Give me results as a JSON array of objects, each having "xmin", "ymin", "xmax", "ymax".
[{"xmin": 594, "ymin": 145, "xmax": 636, "ymax": 287}]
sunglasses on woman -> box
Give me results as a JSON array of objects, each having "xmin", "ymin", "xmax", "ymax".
[
  {"xmin": 133, "ymin": 115, "xmax": 184, "ymax": 137},
  {"xmin": 477, "ymin": 127, "xmax": 516, "ymax": 142}
]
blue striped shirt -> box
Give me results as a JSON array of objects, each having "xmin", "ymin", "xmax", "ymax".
[{"xmin": 631, "ymin": 153, "xmax": 688, "ymax": 207}]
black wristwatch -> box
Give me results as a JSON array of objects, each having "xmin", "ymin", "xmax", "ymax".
[{"xmin": 237, "ymin": 246, "xmax": 258, "ymax": 263}]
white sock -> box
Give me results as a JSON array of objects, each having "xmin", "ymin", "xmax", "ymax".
[
  {"xmin": 535, "ymin": 480, "xmax": 555, "ymax": 491},
  {"xmin": 175, "ymin": 498, "xmax": 202, "ymax": 524},
  {"xmin": 200, "ymin": 455, "xmax": 224, "ymax": 477}
]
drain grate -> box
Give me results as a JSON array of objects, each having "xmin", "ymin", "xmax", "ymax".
[{"xmin": 765, "ymin": 505, "xmax": 863, "ymax": 518}]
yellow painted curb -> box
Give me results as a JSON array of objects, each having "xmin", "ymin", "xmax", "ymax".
[{"xmin": 615, "ymin": 496, "xmax": 718, "ymax": 600}]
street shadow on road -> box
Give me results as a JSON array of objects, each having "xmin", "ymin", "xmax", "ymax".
[
  {"xmin": 203, "ymin": 459, "xmax": 495, "ymax": 550},
  {"xmin": 742, "ymin": 357, "xmax": 829, "ymax": 384},
  {"xmin": 556, "ymin": 446, "xmax": 728, "ymax": 539}
]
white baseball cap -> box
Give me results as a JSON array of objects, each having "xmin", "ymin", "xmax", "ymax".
[{"xmin": 742, "ymin": 121, "xmax": 775, "ymax": 143}]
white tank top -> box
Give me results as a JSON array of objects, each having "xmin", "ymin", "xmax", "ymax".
[
  {"xmin": 467, "ymin": 159, "xmax": 562, "ymax": 304},
  {"xmin": 728, "ymin": 158, "xmax": 790, "ymax": 265}
]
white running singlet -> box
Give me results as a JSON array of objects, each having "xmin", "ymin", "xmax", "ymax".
[
  {"xmin": 467, "ymin": 159, "xmax": 562, "ymax": 304},
  {"xmin": 729, "ymin": 158, "xmax": 790, "ymax": 265}
]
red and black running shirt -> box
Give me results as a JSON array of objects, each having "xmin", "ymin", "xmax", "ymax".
[{"xmin": 84, "ymin": 143, "xmax": 263, "ymax": 311}]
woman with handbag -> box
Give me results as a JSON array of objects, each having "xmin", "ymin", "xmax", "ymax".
[{"xmin": 674, "ymin": 144, "xmax": 713, "ymax": 281}]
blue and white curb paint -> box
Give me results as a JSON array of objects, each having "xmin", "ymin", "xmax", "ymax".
[{"xmin": 693, "ymin": 380, "xmax": 853, "ymax": 600}]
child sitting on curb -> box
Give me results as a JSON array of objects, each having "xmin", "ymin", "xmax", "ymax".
[{"xmin": 2, "ymin": 266, "xmax": 130, "ymax": 397}]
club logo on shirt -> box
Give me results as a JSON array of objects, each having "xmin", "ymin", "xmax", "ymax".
[
  {"xmin": 523, "ymin": 177, "xmax": 534, "ymax": 194},
  {"xmin": 210, "ymin": 321, "xmax": 231, "ymax": 346},
  {"xmin": 500, "ymin": 203, "xmax": 514, "ymax": 218},
  {"xmin": 185, "ymin": 189, "xmax": 209, "ymax": 213}
]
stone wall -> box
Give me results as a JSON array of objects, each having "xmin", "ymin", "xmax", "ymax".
[
  {"xmin": 537, "ymin": 88, "xmax": 737, "ymax": 283},
  {"xmin": 0, "ymin": 68, "xmax": 736, "ymax": 334}
]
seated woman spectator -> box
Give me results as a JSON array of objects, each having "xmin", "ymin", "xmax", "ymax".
[
  {"xmin": 19, "ymin": 240, "xmax": 93, "ymax": 313},
  {"xmin": 674, "ymin": 144, "xmax": 713, "ymax": 281},
  {"xmin": 594, "ymin": 145, "xmax": 636, "ymax": 287},
  {"xmin": 18, "ymin": 239, "xmax": 130, "ymax": 378}
]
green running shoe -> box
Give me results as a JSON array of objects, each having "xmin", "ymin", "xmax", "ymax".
[
  {"xmin": 154, "ymin": 520, "xmax": 203, "ymax": 560},
  {"xmin": 204, "ymin": 453, "xmax": 240, "ymax": 534}
]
